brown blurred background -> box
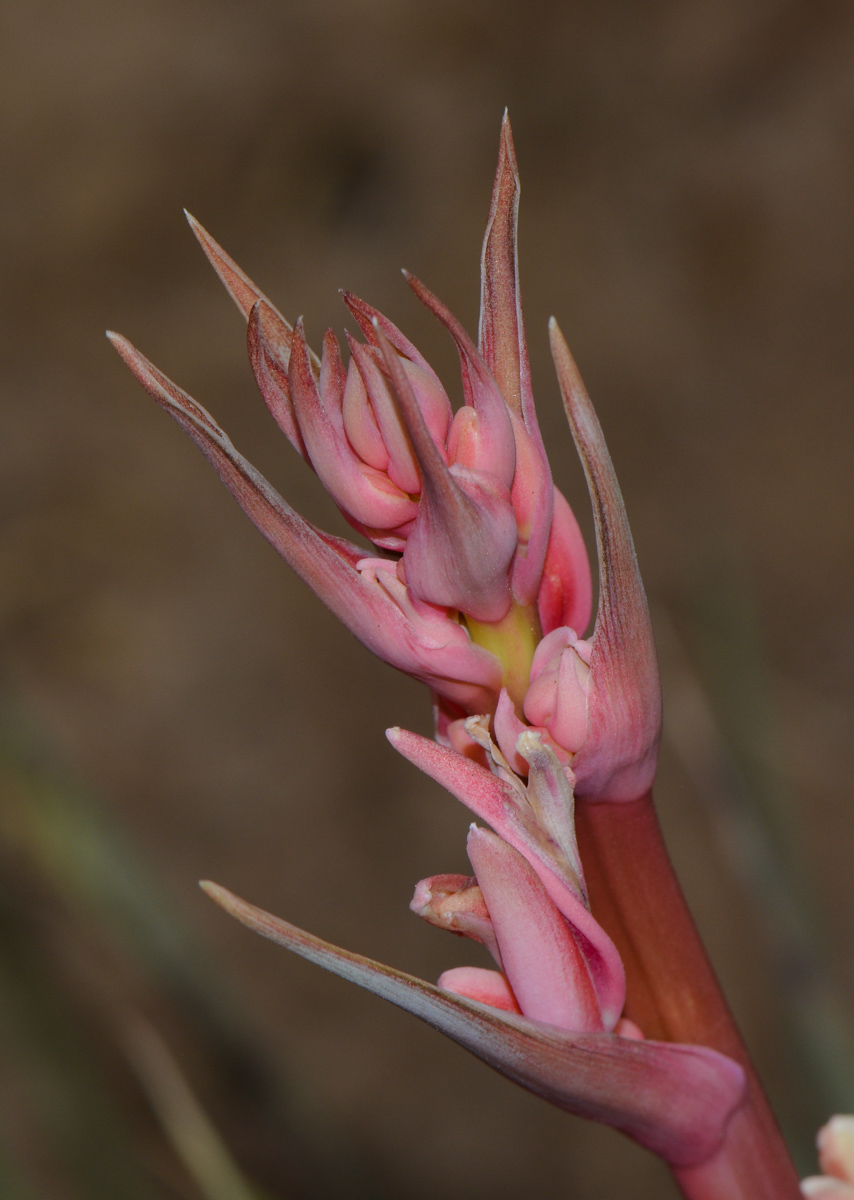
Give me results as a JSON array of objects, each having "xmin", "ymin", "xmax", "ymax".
[{"xmin": 2, "ymin": 1, "xmax": 854, "ymax": 1197}]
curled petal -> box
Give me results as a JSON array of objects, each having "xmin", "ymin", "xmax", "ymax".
[
  {"xmin": 438, "ymin": 966, "xmax": 520, "ymax": 1013},
  {"xmin": 468, "ymin": 826, "xmax": 601, "ymax": 1032},
  {"xmin": 550, "ymin": 320, "xmax": 661, "ymax": 803},
  {"xmin": 108, "ymin": 333, "xmax": 501, "ymax": 713},
  {"xmin": 386, "ymin": 727, "xmax": 625, "ymax": 1028},
  {"xmin": 288, "ymin": 321, "xmax": 417, "ymax": 531},
  {"xmin": 374, "ymin": 323, "xmax": 516, "ymax": 623},
  {"xmin": 537, "ymin": 486, "xmax": 593, "ymax": 637},
  {"xmin": 412, "ymin": 874, "xmax": 502, "ymax": 965},
  {"xmin": 405, "ymin": 271, "xmax": 515, "ymax": 490},
  {"xmin": 201, "ymin": 881, "xmax": 747, "ymax": 1170}
]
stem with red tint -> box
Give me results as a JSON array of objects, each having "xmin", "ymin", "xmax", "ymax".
[{"xmin": 574, "ymin": 792, "xmax": 801, "ymax": 1200}]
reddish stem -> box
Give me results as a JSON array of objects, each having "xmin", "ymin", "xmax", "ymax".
[{"xmin": 575, "ymin": 793, "xmax": 802, "ymax": 1200}]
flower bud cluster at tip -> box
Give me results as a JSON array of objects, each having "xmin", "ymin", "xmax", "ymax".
[{"xmin": 110, "ymin": 113, "xmax": 660, "ymax": 804}]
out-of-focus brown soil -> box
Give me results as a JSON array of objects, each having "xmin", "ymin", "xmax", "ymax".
[{"xmin": 2, "ymin": 2, "xmax": 854, "ymax": 1196}]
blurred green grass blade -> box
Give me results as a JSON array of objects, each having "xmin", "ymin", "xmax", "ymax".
[
  {"xmin": 0, "ymin": 887, "xmax": 162, "ymax": 1200},
  {"xmin": 122, "ymin": 1013, "xmax": 269, "ymax": 1200}
]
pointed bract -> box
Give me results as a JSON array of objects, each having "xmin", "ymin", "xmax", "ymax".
[
  {"xmin": 549, "ymin": 319, "xmax": 661, "ymax": 803},
  {"xmin": 107, "ymin": 333, "xmax": 502, "ymax": 712},
  {"xmin": 246, "ymin": 300, "xmax": 308, "ymax": 459},
  {"xmin": 185, "ymin": 211, "xmax": 322, "ymax": 370},
  {"xmin": 201, "ymin": 881, "xmax": 746, "ymax": 1170}
]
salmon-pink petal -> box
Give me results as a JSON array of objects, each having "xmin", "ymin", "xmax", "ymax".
[
  {"xmin": 523, "ymin": 628, "xmax": 591, "ymax": 757},
  {"xmin": 318, "ymin": 326, "xmax": 348, "ymax": 406},
  {"xmin": 201, "ymin": 881, "xmax": 747, "ymax": 1170},
  {"xmin": 468, "ymin": 826, "xmax": 602, "ymax": 1032},
  {"xmin": 507, "ymin": 409, "xmax": 554, "ymax": 607},
  {"xmin": 288, "ymin": 321, "xmax": 417, "ymax": 531},
  {"xmin": 411, "ymin": 874, "xmax": 502, "ymax": 965},
  {"xmin": 438, "ymin": 966, "xmax": 521, "ymax": 1012},
  {"xmin": 404, "ymin": 271, "xmax": 515, "ymax": 490},
  {"xmin": 386, "ymin": 727, "xmax": 625, "ymax": 1028},
  {"xmin": 550, "ymin": 320, "xmax": 661, "ymax": 802},
  {"xmin": 537, "ymin": 486, "xmax": 593, "ymax": 637},
  {"xmin": 347, "ymin": 337, "xmax": 422, "ymax": 494},
  {"xmin": 615, "ymin": 1019, "xmax": 645, "ymax": 1042},
  {"xmin": 341, "ymin": 354, "xmax": 389, "ymax": 470},
  {"xmin": 343, "ymin": 294, "xmax": 453, "ymax": 447},
  {"xmin": 107, "ymin": 333, "xmax": 501, "ymax": 713},
  {"xmin": 447, "ymin": 405, "xmax": 487, "ymax": 472},
  {"xmin": 406, "ymin": 464, "xmax": 517, "ymax": 623},
  {"xmin": 246, "ymin": 301, "xmax": 308, "ymax": 460}
]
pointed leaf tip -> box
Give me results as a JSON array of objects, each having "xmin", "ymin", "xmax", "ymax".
[{"xmin": 549, "ymin": 320, "xmax": 661, "ymax": 803}]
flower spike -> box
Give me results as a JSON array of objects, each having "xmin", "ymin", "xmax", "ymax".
[
  {"xmin": 549, "ymin": 318, "xmax": 662, "ymax": 803},
  {"xmin": 201, "ymin": 880, "xmax": 746, "ymax": 1170}
]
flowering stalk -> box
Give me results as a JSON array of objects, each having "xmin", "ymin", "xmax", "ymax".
[{"xmin": 109, "ymin": 114, "xmax": 805, "ymax": 1197}]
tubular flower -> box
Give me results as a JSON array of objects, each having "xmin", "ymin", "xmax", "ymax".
[{"xmin": 108, "ymin": 114, "xmax": 797, "ymax": 1193}]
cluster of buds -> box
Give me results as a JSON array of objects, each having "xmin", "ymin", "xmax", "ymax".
[{"xmin": 110, "ymin": 117, "xmax": 806, "ymax": 1198}]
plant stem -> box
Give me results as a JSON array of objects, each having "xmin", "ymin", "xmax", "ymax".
[{"xmin": 574, "ymin": 793, "xmax": 802, "ymax": 1200}]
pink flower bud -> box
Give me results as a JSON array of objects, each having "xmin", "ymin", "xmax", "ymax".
[{"xmin": 523, "ymin": 626, "xmax": 592, "ymax": 756}]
